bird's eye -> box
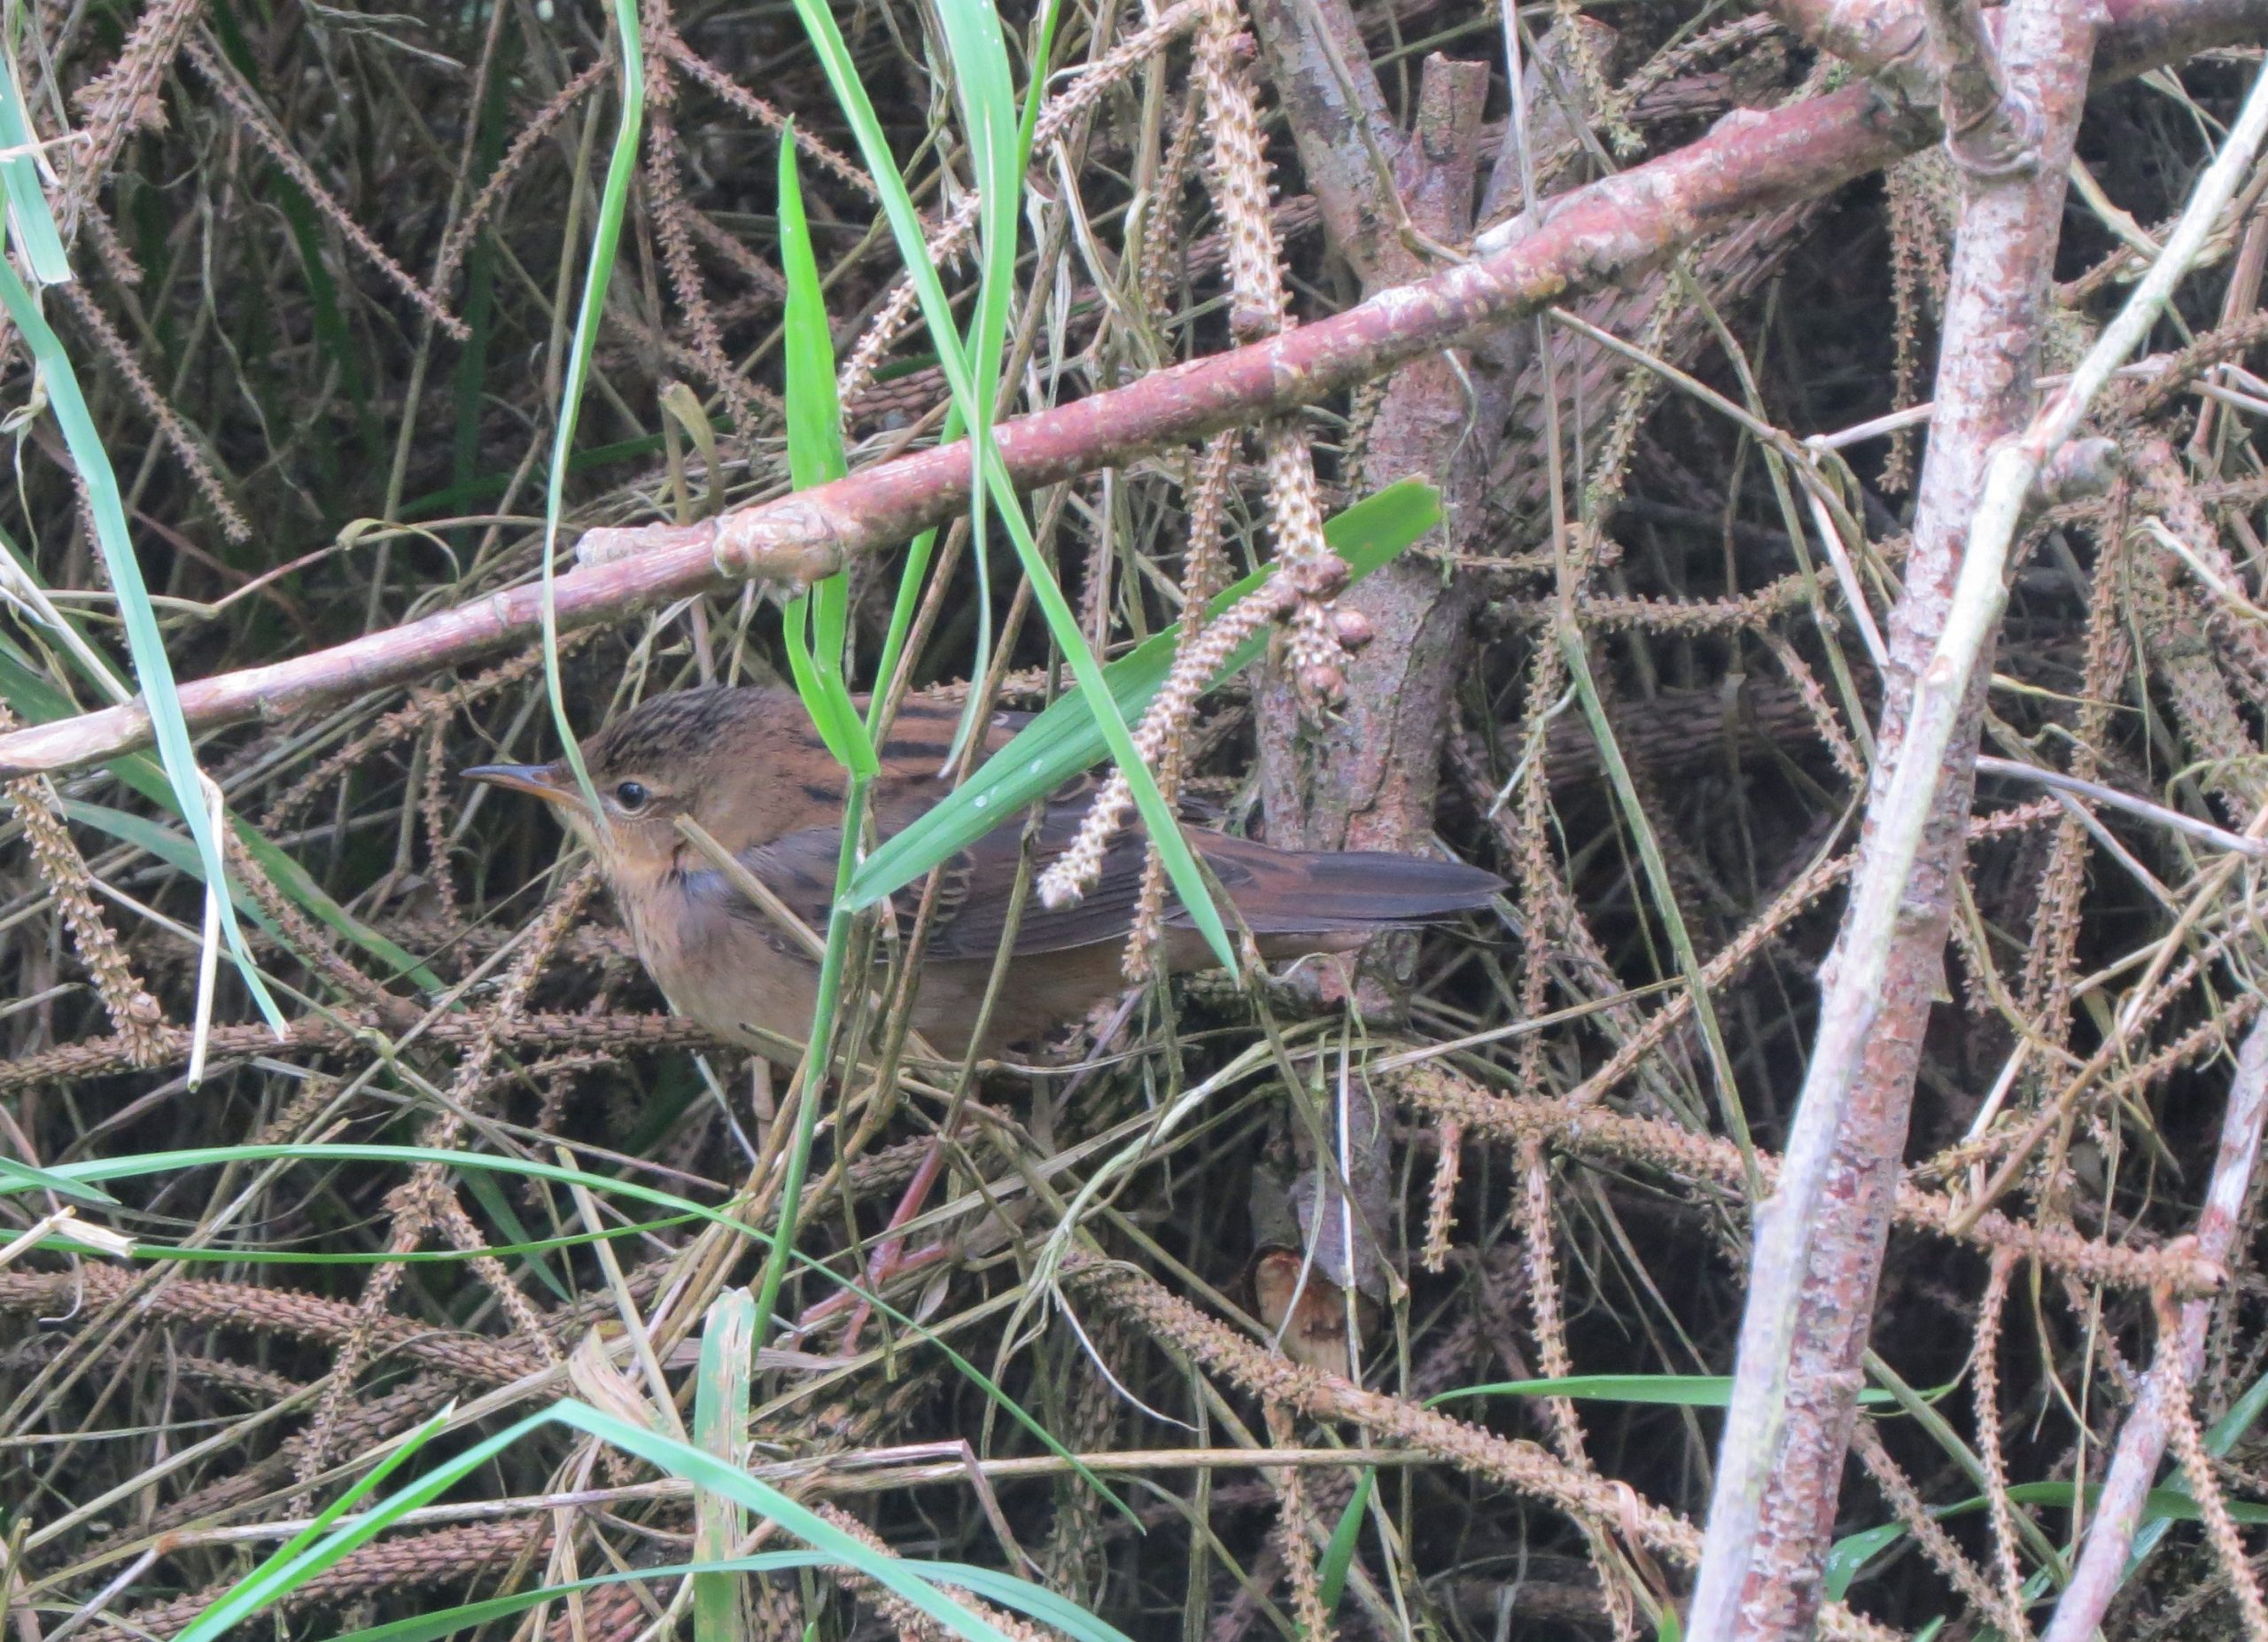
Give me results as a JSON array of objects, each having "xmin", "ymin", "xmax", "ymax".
[{"xmin": 613, "ymin": 781, "xmax": 650, "ymax": 813}]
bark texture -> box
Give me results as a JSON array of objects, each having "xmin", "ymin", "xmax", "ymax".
[{"xmin": 1701, "ymin": 0, "xmax": 2104, "ymax": 1631}]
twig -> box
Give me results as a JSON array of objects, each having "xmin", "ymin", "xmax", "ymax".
[{"xmin": 2039, "ymin": 1013, "xmax": 2268, "ymax": 1642}]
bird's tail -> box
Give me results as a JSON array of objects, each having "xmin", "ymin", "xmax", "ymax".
[{"xmin": 1188, "ymin": 834, "xmax": 1505, "ymax": 934}]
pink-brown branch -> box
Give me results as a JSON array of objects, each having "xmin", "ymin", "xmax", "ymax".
[
  {"xmin": 1688, "ymin": 0, "xmax": 2102, "ymax": 1628},
  {"xmin": 0, "ymin": 0, "xmax": 2260, "ymax": 782}
]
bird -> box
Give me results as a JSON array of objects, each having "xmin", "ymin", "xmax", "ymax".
[{"xmin": 464, "ymin": 683, "xmax": 1504, "ymax": 1062}]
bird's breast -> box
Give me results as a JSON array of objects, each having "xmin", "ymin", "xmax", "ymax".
[{"xmin": 616, "ymin": 874, "xmax": 822, "ymax": 1064}]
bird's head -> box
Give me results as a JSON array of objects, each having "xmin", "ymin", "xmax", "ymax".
[{"xmin": 462, "ymin": 687, "xmax": 805, "ymax": 887}]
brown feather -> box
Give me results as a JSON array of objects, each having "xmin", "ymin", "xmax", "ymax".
[{"xmin": 482, "ymin": 685, "xmax": 1503, "ymax": 1062}]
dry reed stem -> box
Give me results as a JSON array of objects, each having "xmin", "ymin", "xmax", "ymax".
[
  {"xmin": 10, "ymin": 0, "xmax": 2266, "ymax": 782},
  {"xmin": 1971, "ymin": 1249, "xmax": 2031, "ymax": 1637},
  {"xmin": 293, "ymin": 867, "xmax": 599, "ymax": 1496},
  {"xmin": 0, "ymin": 1007, "xmax": 712, "ymax": 1097},
  {"xmin": 642, "ymin": 89, "xmax": 763, "ymax": 441},
  {"xmin": 1191, "ymin": 0, "xmax": 1347, "ymax": 711},
  {"xmin": 0, "ymin": 1265, "xmax": 540, "ymax": 1386},
  {"xmin": 1123, "ymin": 432, "xmax": 1239, "ymax": 981},
  {"xmin": 260, "ymin": 641, "xmax": 580, "ymax": 831},
  {"xmin": 69, "ymin": 0, "xmax": 204, "ymax": 184},
  {"xmin": 428, "ymin": 58, "xmax": 613, "ymax": 301},
  {"xmin": 1849, "ymin": 1421, "xmax": 2016, "ymax": 1634},
  {"xmin": 80, "ymin": 1519, "xmax": 551, "ymax": 1642},
  {"xmin": 20, "ymin": 4, "xmax": 2268, "ymax": 1636},
  {"xmin": 122, "ymin": 1378, "xmax": 455, "ymax": 1545},
  {"xmin": 656, "ymin": 29, "xmax": 873, "ymax": 195},
  {"xmin": 2160, "ymin": 1309, "xmax": 2268, "ymax": 1642},
  {"xmin": 220, "ymin": 830, "xmax": 402, "ymax": 1016},
  {"xmin": 1038, "ymin": 580, "xmax": 1275, "ymax": 908},
  {"xmin": 54, "ymin": 283, "xmax": 250, "ymax": 543},
  {"xmin": 1261, "ymin": 1402, "xmax": 1336, "ymax": 1641},
  {"xmin": 2041, "ymin": 1013, "xmax": 2268, "ymax": 1640},
  {"xmin": 810, "ymin": 1502, "xmax": 1050, "ymax": 1642}
]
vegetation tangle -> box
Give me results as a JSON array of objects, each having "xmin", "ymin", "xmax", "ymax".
[{"xmin": 10, "ymin": 0, "xmax": 2268, "ymax": 1639}]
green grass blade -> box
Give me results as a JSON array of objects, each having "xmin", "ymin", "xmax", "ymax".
[
  {"xmin": 0, "ymin": 51, "xmax": 71, "ymax": 284},
  {"xmin": 175, "ymin": 1394, "xmax": 1104, "ymax": 1642},
  {"xmin": 1827, "ymin": 1476, "xmax": 2268, "ymax": 1602},
  {"xmin": 0, "ymin": 1155, "xmax": 116, "ymax": 1207},
  {"xmin": 783, "ymin": 0, "xmax": 1232, "ymax": 964},
  {"xmin": 0, "ymin": 635, "xmax": 435, "ymax": 985},
  {"xmin": 58, "ymin": 800, "xmax": 283, "ymax": 943},
  {"xmin": 1316, "ymin": 1467, "xmax": 1374, "ymax": 1615},
  {"xmin": 1425, "ymin": 1373, "xmax": 1916, "ymax": 1410},
  {"xmin": 458, "ymin": 1169, "xmax": 569, "ymax": 1300},
  {"xmin": 746, "ymin": 773, "xmax": 868, "ymax": 1343},
  {"xmin": 173, "ymin": 1404, "xmax": 469, "ymax": 1642},
  {"xmin": 776, "ymin": 131, "xmax": 874, "ymax": 774},
  {"xmin": 231, "ymin": 826, "xmax": 442, "ymax": 985},
  {"xmin": 60, "ymin": 799, "xmax": 440, "ymax": 988},
  {"xmin": 2124, "ymin": 1364, "xmax": 2268, "ymax": 1574},
  {"xmin": 322, "ymin": 1555, "xmax": 849, "ymax": 1642},
  {"xmin": 0, "ymin": 256, "xmax": 284, "ymax": 1031},
  {"xmin": 1822, "ymin": 1520, "xmax": 1905, "ymax": 1603},
  {"xmin": 694, "ymin": 1289, "xmax": 757, "ymax": 1642},
  {"xmin": 536, "ymin": 0, "xmax": 644, "ymax": 812},
  {"xmin": 548, "ymin": 1401, "xmax": 1067, "ymax": 1642},
  {"xmin": 977, "ymin": 446, "xmax": 1236, "ymax": 965},
  {"xmin": 928, "ymin": 0, "xmax": 1019, "ymax": 767},
  {"xmin": 848, "ymin": 479, "xmax": 1440, "ymax": 909},
  {"xmin": 80, "ymin": 1217, "xmax": 692, "ymax": 1265},
  {"xmin": 35, "ymin": 1140, "xmax": 1128, "ymax": 1518},
  {"xmin": 320, "ymin": 1550, "xmax": 1138, "ymax": 1642}
]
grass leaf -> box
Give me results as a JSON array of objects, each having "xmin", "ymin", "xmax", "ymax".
[
  {"xmin": 783, "ymin": 0, "xmax": 1233, "ymax": 965},
  {"xmin": 776, "ymin": 129, "xmax": 874, "ymax": 775},
  {"xmin": 693, "ymin": 1289, "xmax": 757, "ymax": 1642},
  {"xmin": 0, "ymin": 52, "xmax": 70, "ymax": 284},
  {"xmin": 31, "ymin": 1140, "xmax": 1129, "ymax": 1516},
  {"xmin": 0, "ymin": 256, "xmax": 284, "ymax": 1033},
  {"xmin": 1316, "ymin": 1467, "xmax": 1374, "ymax": 1615},
  {"xmin": 849, "ymin": 479, "xmax": 1440, "ymax": 908},
  {"xmin": 535, "ymin": 0, "xmax": 645, "ymax": 810}
]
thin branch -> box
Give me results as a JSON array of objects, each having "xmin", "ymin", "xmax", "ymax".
[{"xmin": 2039, "ymin": 1013, "xmax": 2268, "ymax": 1642}]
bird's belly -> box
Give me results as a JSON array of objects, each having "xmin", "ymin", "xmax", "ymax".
[{"xmin": 625, "ymin": 893, "xmax": 821, "ymax": 1065}]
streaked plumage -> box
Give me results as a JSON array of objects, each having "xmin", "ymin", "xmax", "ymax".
[{"xmin": 467, "ymin": 685, "xmax": 1503, "ymax": 1060}]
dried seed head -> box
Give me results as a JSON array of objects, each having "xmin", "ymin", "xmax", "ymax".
[{"xmin": 1295, "ymin": 554, "xmax": 1350, "ymax": 599}]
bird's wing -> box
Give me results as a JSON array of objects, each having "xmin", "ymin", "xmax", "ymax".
[
  {"xmin": 724, "ymin": 800, "xmax": 1261, "ymax": 961},
  {"xmin": 722, "ymin": 693, "xmax": 1496, "ymax": 959}
]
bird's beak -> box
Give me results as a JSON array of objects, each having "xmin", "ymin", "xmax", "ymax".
[{"xmin": 462, "ymin": 762, "xmax": 576, "ymax": 807}]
